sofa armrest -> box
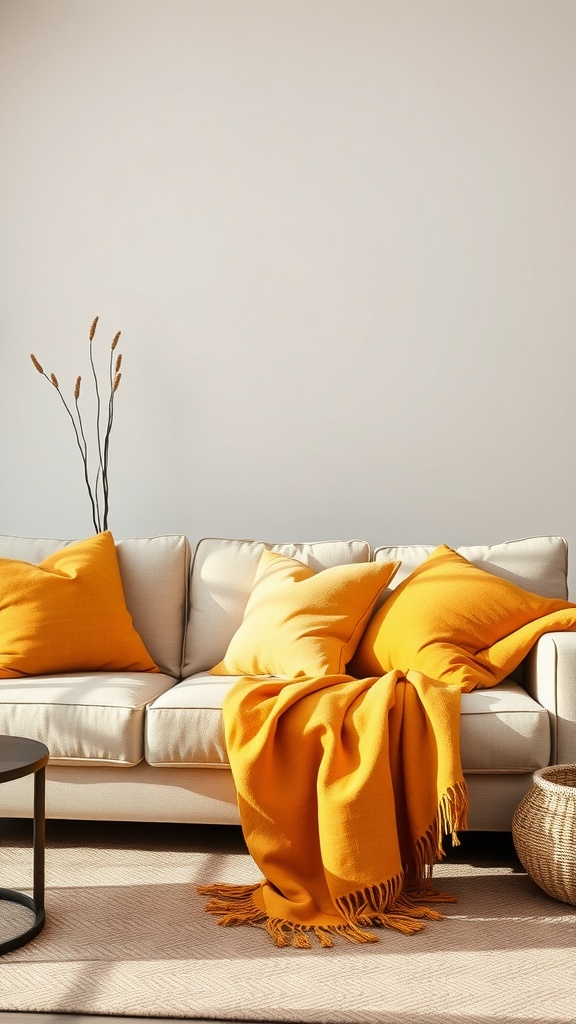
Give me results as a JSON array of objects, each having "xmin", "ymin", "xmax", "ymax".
[{"xmin": 524, "ymin": 632, "xmax": 576, "ymax": 765}]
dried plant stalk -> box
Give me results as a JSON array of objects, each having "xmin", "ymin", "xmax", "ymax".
[{"xmin": 30, "ymin": 316, "xmax": 123, "ymax": 533}]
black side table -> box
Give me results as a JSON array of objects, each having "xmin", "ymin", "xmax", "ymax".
[{"xmin": 0, "ymin": 735, "xmax": 49, "ymax": 954}]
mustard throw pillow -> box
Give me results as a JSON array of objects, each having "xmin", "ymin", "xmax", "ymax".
[
  {"xmin": 0, "ymin": 531, "xmax": 158, "ymax": 677},
  {"xmin": 211, "ymin": 549, "xmax": 401, "ymax": 678},
  {"xmin": 350, "ymin": 544, "xmax": 576, "ymax": 691}
]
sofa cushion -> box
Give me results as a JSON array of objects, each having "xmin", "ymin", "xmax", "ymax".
[
  {"xmin": 0, "ymin": 533, "xmax": 190, "ymax": 678},
  {"xmin": 460, "ymin": 681, "xmax": 550, "ymax": 771},
  {"xmin": 210, "ymin": 549, "xmax": 400, "ymax": 678},
  {"xmin": 183, "ymin": 537, "xmax": 371, "ymax": 676},
  {"xmin": 145, "ymin": 674, "xmax": 550, "ymax": 773},
  {"xmin": 372, "ymin": 535, "xmax": 568, "ymax": 601},
  {"xmin": 0, "ymin": 672, "xmax": 177, "ymax": 766},
  {"xmin": 145, "ymin": 673, "xmax": 240, "ymax": 767},
  {"xmin": 114, "ymin": 535, "xmax": 190, "ymax": 678},
  {"xmin": 0, "ymin": 532, "xmax": 158, "ymax": 678}
]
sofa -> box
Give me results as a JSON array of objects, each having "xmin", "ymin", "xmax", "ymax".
[{"xmin": 1, "ymin": 532, "xmax": 574, "ymax": 832}]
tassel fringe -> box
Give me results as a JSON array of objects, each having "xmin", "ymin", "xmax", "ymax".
[
  {"xmin": 413, "ymin": 780, "xmax": 470, "ymax": 874},
  {"xmin": 197, "ymin": 883, "xmax": 382, "ymax": 947},
  {"xmin": 198, "ymin": 782, "xmax": 469, "ymax": 949},
  {"xmin": 197, "ymin": 877, "xmax": 451, "ymax": 947}
]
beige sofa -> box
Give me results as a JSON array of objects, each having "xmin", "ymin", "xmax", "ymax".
[{"xmin": 1, "ymin": 533, "xmax": 574, "ymax": 831}]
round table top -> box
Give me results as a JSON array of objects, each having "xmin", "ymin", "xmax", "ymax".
[{"xmin": 0, "ymin": 735, "xmax": 49, "ymax": 783}]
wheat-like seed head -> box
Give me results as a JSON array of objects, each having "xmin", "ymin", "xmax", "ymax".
[{"xmin": 29, "ymin": 315, "xmax": 126, "ymax": 536}]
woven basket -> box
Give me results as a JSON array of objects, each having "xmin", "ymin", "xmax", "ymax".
[{"xmin": 512, "ymin": 764, "xmax": 576, "ymax": 906}]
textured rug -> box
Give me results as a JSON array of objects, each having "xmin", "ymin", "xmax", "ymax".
[{"xmin": 0, "ymin": 818, "xmax": 575, "ymax": 1023}]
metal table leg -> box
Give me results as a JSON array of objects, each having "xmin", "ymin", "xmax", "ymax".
[{"xmin": 0, "ymin": 766, "xmax": 46, "ymax": 954}]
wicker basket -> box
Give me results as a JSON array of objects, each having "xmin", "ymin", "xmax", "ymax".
[{"xmin": 512, "ymin": 764, "xmax": 576, "ymax": 906}]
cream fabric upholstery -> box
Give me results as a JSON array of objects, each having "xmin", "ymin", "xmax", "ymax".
[
  {"xmin": 146, "ymin": 673, "xmax": 239, "ymax": 767},
  {"xmin": 0, "ymin": 533, "xmax": 190, "ymax": 677},
  {"xmin": 0, "ymin": 761, "xmax": 241, "ymax": 824},
  {"xmin": 114, "ymin": 535, "xmax": 190, "ymax": 677},
  {"xmin": 525, "ymin": 631, "xmax": 576, "ymax": 765},
  {"xmin": 0, "ymin": 759, "xmax": 542, "ymax": 830},
  {"xmin": 146, "ymin": 673, "xmax": 550, "ymax": 775},
  {"xmin": 0, "ymin": 672, "xmax": 176, "ymax": 765},
  {"xmin": 373, "ymin": 536, "xmax": 568, "ymax": 601},
  {"xmin": 183, "ymin": 537, "xmax": 371, "ymax": 676},
  {"xmin": 465, "ymin": 774, "xmax": 538, "ymax": 831},
  {"xmin": 460, "ymin": 681, "xmax": 550, "ymax": 771}
]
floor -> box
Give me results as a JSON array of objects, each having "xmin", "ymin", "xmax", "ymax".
[
  {"xmin": 0, "ymin": 834, "xmax": 518, "ymax": 1024},
  {"xmin": 0, "ymin": 1016, "xmax": 221, "ymax": 1023}
]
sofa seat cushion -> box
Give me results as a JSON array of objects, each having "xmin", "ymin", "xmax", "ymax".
[
  {"xmin": 145, "ymin": 673, "xmax": 243, "ymax": 767},
  {"xmin": 460, "ymin": 680, "xmax": 550, "ymax": 771},
  {"xmin": 0, "ymin": 672, "xmax": 176, "ymax": 766},
  {"xmin": 145, "ymin": 674, "xmax": 550, "ymax": 774}
]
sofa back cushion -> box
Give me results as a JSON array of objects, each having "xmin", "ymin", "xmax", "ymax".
[
  {"xmin": 372, "ymin": 536, "xmax": 568, "ymax": 602},
  {"xmin": 183, "ymin": 537, "xmax": 371, "ymax": 676},
  {"xmin": 0, "ymin": 534, "xmax": 190, "ymax": 678}
]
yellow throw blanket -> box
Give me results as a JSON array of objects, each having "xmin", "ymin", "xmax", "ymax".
[
  {"xmin": 200, "ymin": 544, "xmax": 576, "ymax": 948},
  {"xmin": 199, "ymin": 669, "xmax": 468, "ymax": 947}
]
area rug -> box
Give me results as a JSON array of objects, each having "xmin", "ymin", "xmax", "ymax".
[{"xmin": 1, "ymin": 819, "xmax": 575, "ymax": 1023}]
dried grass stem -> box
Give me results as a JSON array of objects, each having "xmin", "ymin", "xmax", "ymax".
[{"xmin": 30, "ymin": 316, "xmax": 123, "ymax": 533}]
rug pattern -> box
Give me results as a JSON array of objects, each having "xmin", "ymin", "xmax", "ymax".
[{"xmin": 0, "ymin": 820, "xmax": 575, "ymax": 1023}]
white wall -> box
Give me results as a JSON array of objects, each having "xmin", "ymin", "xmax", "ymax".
[{"xmin": 2, "ymin": 0, "xmax": 576, "ymax": 590}]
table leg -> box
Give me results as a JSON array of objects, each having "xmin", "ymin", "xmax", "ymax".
[
  {"xmin": 33, "ymin": 766, "xmax": 45, "ymax": 913},
  {"xmin": 0, "ymin": 767, "xmax": 46, "ymax": 954}
]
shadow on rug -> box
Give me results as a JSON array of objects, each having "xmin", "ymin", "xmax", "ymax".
[{"xmin": 0, "ymin": 819, "xmax": 574, "ymax": 1023}]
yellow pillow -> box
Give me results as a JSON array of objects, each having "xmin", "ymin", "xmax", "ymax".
[
  {"xmin": 0, "ymin": 531, "xmax": 158, "ymax": 678},
  {"xmin": 210, "ymin": 549, "xmax": 401, "ymax": 678},
  {"xmin": 350, "ymin": 544, "xmax": 576, "ymax": 691}
]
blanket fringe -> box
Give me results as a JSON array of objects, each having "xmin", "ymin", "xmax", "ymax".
[
  {"xmin": 413, "ymin": 780, "xmax": 470, "ymax": 874},
  {"xmin": 198, "ymin": 872, "xmax": 452, "ymax": 949},
  {"xmin": 197, "ymin": 882, "xmax": 384, "ymax": 947},
  {"xmin": 198, "ymin": 782, "xmax": 469, "ymax": 949},
  {"xmin": 334, "ymin": 871, "xmax": 453, "ymax": 938},
  {"xmin": 197, "ymin": 882, "xmax": 266, "ymax": 929}
]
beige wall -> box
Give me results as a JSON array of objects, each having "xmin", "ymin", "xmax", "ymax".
[{"xmin": 2, "ymin": 0, "xmax": 576, "ymax": 591}]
